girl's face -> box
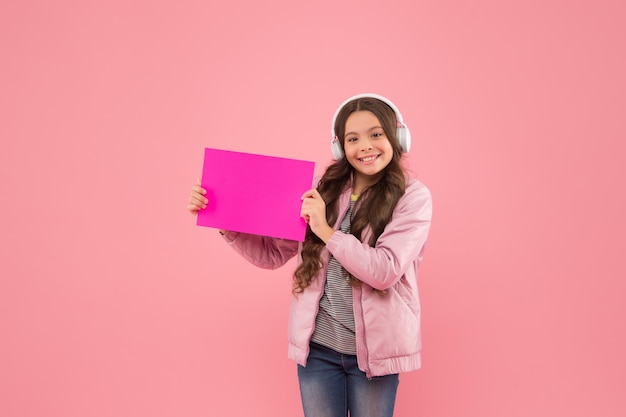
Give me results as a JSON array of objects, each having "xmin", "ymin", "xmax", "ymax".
[{"xmin": 343, "ymin": 110, "xmax": 394, "ymax": 193}]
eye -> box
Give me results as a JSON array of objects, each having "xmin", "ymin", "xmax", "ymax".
[
  {"xmin": 346, "ymin": 136, "xmax": 358, "ymax": 142},
  {"xmin": 372, "ymin": 131, "xmax": 384, "ymax": 138}
]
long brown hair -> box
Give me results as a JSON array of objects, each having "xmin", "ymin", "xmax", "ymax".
[{"xmin": 293, "ymin": 97, "xmax": 407, "ymax": 293}]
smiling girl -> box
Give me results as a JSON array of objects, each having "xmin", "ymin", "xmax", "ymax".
[{"xmin": 188, "ymin": 94, "xmax": 432, "ymax": 417}]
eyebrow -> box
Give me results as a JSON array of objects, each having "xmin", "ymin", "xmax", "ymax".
[{"xmin": 344, "ymin": 126, "xmax": 383, "ymax": 137}]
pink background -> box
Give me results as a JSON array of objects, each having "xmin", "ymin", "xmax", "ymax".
[{"xmin": 1, "ymin": 1, "xmax": 624, "ymax": 416}]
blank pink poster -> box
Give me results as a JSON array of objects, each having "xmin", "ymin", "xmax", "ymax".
[{"xmin": 197, "ymin": 148, "xmax": 315, "ymax": 241}]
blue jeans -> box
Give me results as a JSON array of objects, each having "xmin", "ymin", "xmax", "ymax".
[{"xmin": 297, "ymin": 342, "xmax": 399, "ymax": 417}]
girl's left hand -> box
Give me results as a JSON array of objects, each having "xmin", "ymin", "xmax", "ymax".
[{"xmin": 301, "ymin": 189, "xmax": 335, "ymax": 243}]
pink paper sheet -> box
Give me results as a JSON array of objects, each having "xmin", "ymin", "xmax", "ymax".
[{"xmin": 196, "ymin": 148, "xmax": 316, "ymax": 241}]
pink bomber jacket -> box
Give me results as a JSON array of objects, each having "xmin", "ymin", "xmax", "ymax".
[{"xmin": 222, "ymin": 177, "xmax": 432, "ymax": 378}]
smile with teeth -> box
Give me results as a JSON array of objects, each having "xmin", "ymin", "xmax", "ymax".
[{"xmin": 359, "ymin": 155, "xmax": 380, "ymax": 162}]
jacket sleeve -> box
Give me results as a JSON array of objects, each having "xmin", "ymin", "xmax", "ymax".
[
  {"xmin": 222, "ymin": 231, "xmax": 300, "ymax": 270},
  {"xmin": 325, "ymin": 181, "xmax": 433, "ymax": 291}
]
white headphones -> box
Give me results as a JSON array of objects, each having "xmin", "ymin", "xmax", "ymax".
[{"xmin": 330, "ymin": 93, "xmax": 411, "ymax": 160}]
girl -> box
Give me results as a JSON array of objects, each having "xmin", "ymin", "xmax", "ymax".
[{"xmin": 188, "ymin": 94, "xmax": 432, "ymax": 417}]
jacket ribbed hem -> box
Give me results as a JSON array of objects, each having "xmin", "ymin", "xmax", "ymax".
[
  {"xmin": 287, "ymin": 343, "xmax": 307, "ymax": 367},
  {"xmin": 368, "ymin": 352, "xmax": 422, "ymax": 376},
  {"xmin": 288, "ymin": 342, "xmax": 421, "ymax": 377}
]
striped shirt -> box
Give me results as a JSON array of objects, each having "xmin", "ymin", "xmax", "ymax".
[{"xmin": 310, "ymin": 195, "xmax": 358, "ymax": 355}]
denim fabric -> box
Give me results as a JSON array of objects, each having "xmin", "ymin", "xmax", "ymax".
[{"xmin": 298, "ymin": 342, "xmax": 399, "ymax": 417}]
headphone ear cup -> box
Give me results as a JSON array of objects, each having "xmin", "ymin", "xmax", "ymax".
[
  {"xmin": 331, "ymin": 138, "xmax": 344, "ymax": 160},
  {"xmin": 397, "ymin": 126, "xmax": 412, "ymax": 153}
]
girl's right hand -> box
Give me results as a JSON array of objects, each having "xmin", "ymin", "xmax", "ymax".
[{"xmin": 187, "ymin": 178, "xmax": 208, "ymax": 215}]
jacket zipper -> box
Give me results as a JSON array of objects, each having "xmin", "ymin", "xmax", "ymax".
[{"xmin": 353, "ymin": 285, "xmax": 372, "ymax": 379}]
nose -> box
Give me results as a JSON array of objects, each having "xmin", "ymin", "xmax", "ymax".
[{"xmin": 361, "ymin": 138, "xmax": 373, "ymax": 151}]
